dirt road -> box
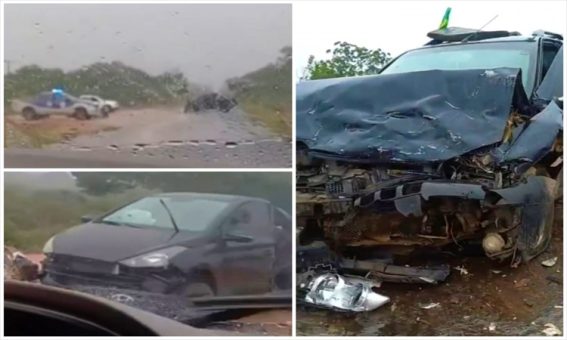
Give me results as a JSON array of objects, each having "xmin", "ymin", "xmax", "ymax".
[
  {"xmin": 297, "ymin": 203, "xmax": 563, "ymax": 336},
  {"xmin": 5, "ymin": 107, "xmax": 291, "ymax": 168}
]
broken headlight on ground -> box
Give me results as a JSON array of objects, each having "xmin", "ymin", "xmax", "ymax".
[{"xmin": 300, "ymin": 273, "xmax": 389, "ymax": 312}]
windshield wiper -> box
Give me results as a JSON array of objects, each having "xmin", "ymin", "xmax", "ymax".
[{"xmin": 159, "ymin": 199, "xmax": 179, "ymax": 232}]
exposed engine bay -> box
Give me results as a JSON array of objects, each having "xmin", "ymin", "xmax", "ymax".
[{"xmin": 296, "ymin": 68, "xmax": 562, "ymax": 267}]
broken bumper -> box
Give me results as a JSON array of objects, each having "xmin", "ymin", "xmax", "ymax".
[
  {"xmin": 41, "ymin": 255, "xmax": 185, "ymax": 294},
  {"xmin": 297, "ymin": 176, "xmax": 556, "ymax": 262}
]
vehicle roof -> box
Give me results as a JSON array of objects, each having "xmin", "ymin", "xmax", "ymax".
[
  {"xmin": 153, "ymin": 192, "xmax": 267, "ymax": 203},
  {"xmin": 413, "ymin": 35, "xmax": 540, "ymax": 53}
]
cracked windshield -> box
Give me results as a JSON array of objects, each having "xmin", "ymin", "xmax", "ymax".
[
  {"xmin": 5, "ymin": 172, "xmax": 292, "ymax": 336},
  {"xmin": 4, "ymin": 4, "xmax": 292, "ymax": 168}
]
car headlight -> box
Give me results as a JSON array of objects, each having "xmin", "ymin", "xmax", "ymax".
[
  {"xmin": 119, "ymin": 246, "xmax": 186, "ymax": 268},
  {"xmin": 43, "ymin": 236, "xmax": 55, "ymax": 254}
]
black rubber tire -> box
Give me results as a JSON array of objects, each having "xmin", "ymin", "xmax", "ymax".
[
  {"xmin": 555, "ymin": 168, "xmax": 563, "ymax": 201},
  {"xmin": 22, "ymin": 107, "xmax": 37, "ymax": 121},
  {"xmin": 74, "ymin": 107, "xmax": 90, "ymax": 120},
  {"xmin": 101, "ymin": 105, "xmax": 112, "ymax": 115}
]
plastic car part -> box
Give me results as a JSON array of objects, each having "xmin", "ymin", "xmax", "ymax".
[{"xmin": 303, "ymin": 273, "xmax": 389, "ymax": 312}]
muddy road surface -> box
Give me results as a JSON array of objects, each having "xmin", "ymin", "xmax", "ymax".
[
  {"xmin": 5, "ymin": 107, "xmax": 291, "ymax": 168},
  {"xmin": 297, "ymin": 203, "xmax": 563, "ymax": 336}
]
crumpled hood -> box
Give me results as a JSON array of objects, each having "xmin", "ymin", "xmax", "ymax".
[
  {"xmin": 52, "ymin": 222, "xmax": 196, "ymax": 262},
  {"xmin": 297, "ymin": 68, "xmax": 528, "ymax": 164}
]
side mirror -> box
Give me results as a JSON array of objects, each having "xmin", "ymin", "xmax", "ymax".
[
  {"xmin": 81, "ymin": 215, "xmax": 95, "ymax": 223},
  {"xmin": 223, "ymin": 232, "xmax": 253, "ymax": 243}
]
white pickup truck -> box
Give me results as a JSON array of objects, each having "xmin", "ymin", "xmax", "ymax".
[{"xmin": 79, "ymin": 95, "xmax": 120, "ymax": 114}]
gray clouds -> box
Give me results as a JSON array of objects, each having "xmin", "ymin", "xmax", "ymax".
[{"xmin": 5, "ymin": 4, "xmax": 291, "ymax": 88}]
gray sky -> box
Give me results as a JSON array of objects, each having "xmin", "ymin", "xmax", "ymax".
[
  {"xmin": 295, "ymin": 0, "xmax": 566, "ymax": 77},
  {"xmin": 4, "ymin": 3, "xmax": 291, "ymax": 88}
]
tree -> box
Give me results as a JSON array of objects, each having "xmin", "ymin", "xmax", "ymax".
[
  {"xmin": 72, "ymin": 173, "xmax": 292, "ymax": 213},
  {"xmin": 303, "ymin": 41, "xmax": 392, "ymax": 80}
]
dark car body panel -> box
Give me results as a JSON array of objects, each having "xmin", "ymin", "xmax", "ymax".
[
  {"xmin": 297, "ymin": 67, "xmax": 528, "ymax": 164},
  {"xmin": 43, "ymin": 193, "xmax": 290, "ymax": 297}
]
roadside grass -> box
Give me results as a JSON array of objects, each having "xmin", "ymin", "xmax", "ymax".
[
  {"xmin": 4, "ymin": 115, "xmax": 119, "ymax": 148},
  {"xmin": 4, "ymin": 186, "xmax": 153, "ymax": 252},
  {"xmin": 238, "ymin": 97, "xmax": 292, "ymax": 137}
]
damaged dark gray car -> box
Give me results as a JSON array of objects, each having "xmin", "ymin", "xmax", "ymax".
[
  {"xmin": 184, "ymin": 93, "xmax": 238, "ymax": 113},
  {"xmin": 41, "ymin": 193, "xmax": 292, "ymax": 301},
  {"xmin": 296, "ymin": 28, "xmax": 563, "ymax": 277}
]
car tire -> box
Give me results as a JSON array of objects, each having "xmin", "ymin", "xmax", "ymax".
[
  {"xmin": 555, "ymin": 168, "xmax": 563, "ymax": 201},
  {"xmin": 22, "ymin": 108, "xmax": 38, "ymax": 121},
  {"xmin": 74, "ymin": 107, "xmax": 90, "ymax": 120},
  {"xmin": 101, "ymin": 105, "xmax": 112, "ymax": 115},
  {"xmin": 519, "ymin": 167, "xmax": 556, "ymax": 261}
]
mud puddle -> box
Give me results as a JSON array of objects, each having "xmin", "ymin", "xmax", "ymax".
[{"xmin": 297, "ymin": 203, "xmax": 563, "ymax": 336}]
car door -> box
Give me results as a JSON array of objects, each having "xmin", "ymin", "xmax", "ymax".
[
  {"xmin": 31, "ymin": 93, "xmax": 53, "ymax": 114},
  {"xmin": 219, "ymin": 201, "xmax": 276, "ymax": 295}
]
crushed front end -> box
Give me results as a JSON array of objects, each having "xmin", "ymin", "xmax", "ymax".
[{"xmin": 296, "ymin": 68, "xmax": 562, "ymax": 267}]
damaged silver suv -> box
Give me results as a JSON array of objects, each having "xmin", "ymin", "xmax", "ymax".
[{"xmin": 296, "ymin": 27, "xmax": 563, "ymax": 276}]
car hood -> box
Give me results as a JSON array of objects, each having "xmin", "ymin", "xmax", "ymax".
[
  {"xmin": 297, "ymin": 67, "xmax": 529, "ymax": 164},
  {"xmin": 51, "ymin": 222, "xmax": 195, "ymax": 262}
]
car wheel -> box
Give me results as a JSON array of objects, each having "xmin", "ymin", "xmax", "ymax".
[
  {"xmin": 555, "ymin": 168, "xmax": 563, "ymax": 201},
  {"xmin": 74, "ymin": 108, "xmax": 90, "ymax": 120},
  {"xmin": 101, "ymin": 105, "xmax": 112, "ymax": 115},
  {"xmin": 22, "ymin": 108, "xmax": 38, "ymax": 121},
  {"xmin": 184, "ymin": 282, "xmax": 215, "ymax": 298},
  {"xmin": 519, "ymin": 167, "xmax": 556, "ymax": 261}
]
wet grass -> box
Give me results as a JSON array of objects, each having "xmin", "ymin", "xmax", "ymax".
[
  {"xmin": 4, "ymin": 186, "xmax": 153, "ymax": 252},
  {"xmin": 4, "ymin": 116, "xmax": 119, "ymax": 148},
  {"xmin": 239, "ymin": 98, "xmax": 291, "ymax": 137}
]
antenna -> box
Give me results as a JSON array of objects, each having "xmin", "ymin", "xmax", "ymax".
[{"xmin": 462, "ymin": 14, "xmax": 499, "ymax": 42}]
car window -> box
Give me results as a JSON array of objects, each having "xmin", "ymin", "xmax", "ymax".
[
  {"xmin": 225, "ymin": 201, "xmax": 272, "ymax": 238},
  {"xmin": 33, "ymin": 93, "xmax": 51, "ymax": 106},
  {"xmin": 101, "ymin": 197, "xmax": 175, "ymax": 230},
  {"xmin": 537, "ymin": 45, "xmax": 563, "ymax": 101},
  {"xmin": 163, "ymin": 198, "xmax": 230, "ymax": 232},
  {"xmin": 274, "ymin": 207, "xmax": 291, "ymax": 230},
  {"xmin": 381, "ymin": 42, "xmax": 537, "ymax": 95}
]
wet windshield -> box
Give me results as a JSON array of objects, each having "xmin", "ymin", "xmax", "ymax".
[
  {"xmin": 101, "ymin": 196, "xmax": 230, "ymax": 232},
  {"xmin": 4, "ymin": 3, "xmax": 292, "ymax": 169},
  {"xmin": 4, "ymin": 172, "xmax": 292, "ymax": 334},
  {"xmin": 381, "ymin": 41, "xmax": 537, "ymax": 95}
]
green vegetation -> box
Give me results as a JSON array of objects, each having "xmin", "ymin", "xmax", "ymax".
[
  {"xmin": 302, "ymin": 41, "xmax": 392, "ymax": 80},
  {"xmin": 4, "ymin": 186, "xmax": 153, "ymax": 252},
  {"xmin": 227, "ymin": 46, "xmax": 292, "ymax": 137},
  {"xmin": 4, "ymin": 62, "xmax": 205, "ymax": 108},
  {"xmin": 4, "ymin": 173, "xmax": 291, "ymax": 252}
]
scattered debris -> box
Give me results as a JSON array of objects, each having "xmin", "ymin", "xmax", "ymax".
[
  {"xmin": 542, "ymin": 323, "xmax": 562, "ymax": 336},
  {"xmin": 4, "ymin": 246, "xmax": 40, "ymax": 282},
  {"xmin": 302, "ymin": 273, "xmax": 389, "ymax": 312},
  {"xmin": 514, "ymin": 278, "xmax": 530, "ymax": 288},
  {"xmin": 454, "ymin": 266, "xmax": 469, "ymax": 276},
  {"xmin": 488, "ymin": 322, "xmax": 497, "ymax": 332},
  {"xmin": 491, "ymin": 270, "xmax": 502, "ymax": 274},
  {"xmin": 546, "ymin": 275, "xmax": 562, "ymax": 284},
  {"xmin": 419, "ymin": 302, "xmax": 441, "ymax": 310},
  {"xmin": 110, "ymin": 293, "xmax": 135, "ymax": 304},
  {"xmin": 541, "ymin": 257, "xmax": 558, "ymax": 267}
]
